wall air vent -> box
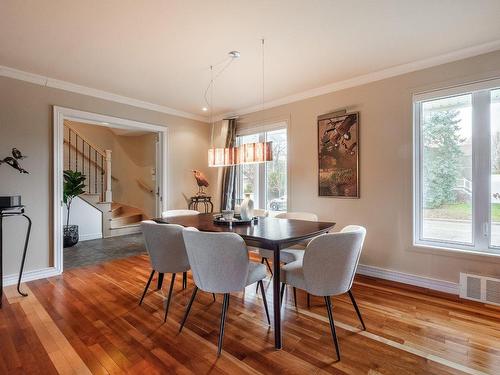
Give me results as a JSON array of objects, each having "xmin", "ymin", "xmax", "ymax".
[{"xmin": 459, "ymin": 273, "xmax": 500, "ymax": 306}]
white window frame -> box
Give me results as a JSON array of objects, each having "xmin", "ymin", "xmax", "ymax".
[
  {"xmin": 235, "ymin": 121, "xmax": 288, "ymax": 212},
  {"xmin": 413, "ymin": 78, "xmax": 500, "ymax": 255}
]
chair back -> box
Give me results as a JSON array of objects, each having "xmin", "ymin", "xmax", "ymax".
[
  {"xmin": 162, "ymin": 209, "xmax": 199, "ymax": 218},
  {"xmin": 275, "ymin": 212, "xmax": 318, "ymax": 221},
  {"xmin": 141, "ymin": 220, "xmax": 190, "ymax": 273},
  {"xmin": 253, "ymin": 209, "xmax": 269, "ymax": 217},
  {"xmin": 182, "ymin": 230, "xmax": 250, "ymax": 293},
  {"xmin": 302, "ymin": 226, "xmax": 366, "ymax": 296}
]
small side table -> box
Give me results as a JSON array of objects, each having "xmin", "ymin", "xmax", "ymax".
[
  {"xmin": 188, "ymin": 196, "xmax": 214, "ymax": 213},
  {"xmin": 0, "ymin": 206, "xmax": 32, "ymax": 308}
]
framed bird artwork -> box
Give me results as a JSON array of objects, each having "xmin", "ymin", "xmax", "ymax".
[{"xmin": 0, "ymin": 148, "xmax": 29, "ymax": 174}]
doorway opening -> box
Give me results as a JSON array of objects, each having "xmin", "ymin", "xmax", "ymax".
[{"xmin": 53, "ymin": 107, "xmax": 168, "ymax": 272}]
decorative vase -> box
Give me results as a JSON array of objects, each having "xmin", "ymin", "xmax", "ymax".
[
  {"xmin": 63, "ymin": 225, "xmax": 79, "ymax": 247},
  {"xmin": 240, "ymin": 193, "xmax": 254, "ymax": 220}
]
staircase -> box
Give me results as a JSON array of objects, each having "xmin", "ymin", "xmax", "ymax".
[{"xmin": 64, "ymin": 123, "xmax": 147, "ymax": 238}]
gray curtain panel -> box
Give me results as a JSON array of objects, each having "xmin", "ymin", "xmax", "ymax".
[{"xmin": 220, "ymin": 118, "xmax": 237, "ymax": 211}]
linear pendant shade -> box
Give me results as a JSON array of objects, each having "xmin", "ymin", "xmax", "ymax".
[{"xmin": 208, "ymin": 141, "xmax": 273, "ymax": 167}]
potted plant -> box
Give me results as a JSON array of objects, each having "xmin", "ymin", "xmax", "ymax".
[{"xmin": 63, "ymin": 170, "xmax": 86, "ymax": 247}]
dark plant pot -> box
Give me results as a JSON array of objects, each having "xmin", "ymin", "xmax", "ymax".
[{"xmin": 63, "ymin": 225, "xmax": 79, "ymax": 247}]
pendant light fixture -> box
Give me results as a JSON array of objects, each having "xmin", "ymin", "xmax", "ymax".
[
  {"xmin": 207, "ymin": 54, "xmax": 239, "ymax": 167},
  {"xmin": 207, "ymin": 40, "xmax": 273, "ymax": 167}
]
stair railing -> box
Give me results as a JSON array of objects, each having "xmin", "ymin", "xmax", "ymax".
[{"xmin": 64, "ymin": 124, "xmax": 112, "ymax": 202}]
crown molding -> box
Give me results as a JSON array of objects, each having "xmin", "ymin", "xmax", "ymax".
[
  {"xmin": 216, "ymin": 39, "xmax": 500, "ymax": 121},
  {"xmin": 0, "ymin": 65, "xmax": 209, "ymax": 123}
]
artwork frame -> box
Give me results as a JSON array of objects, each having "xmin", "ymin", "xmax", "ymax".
[{"xmin": 318, "ymin": 111, "xmax": 359, "ymax": 198}]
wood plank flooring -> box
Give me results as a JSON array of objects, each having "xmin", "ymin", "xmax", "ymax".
[{"xmin": 1, "ymin": 254, "xmax": 499, "ymax": 374}]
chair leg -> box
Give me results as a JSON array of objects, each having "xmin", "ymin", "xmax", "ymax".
[
  {"xmin": 139, "ymin": 270, "xmax": 155, "ymax": 305},
  {"xmin": 307, "ymin": 293, "xmax": 311, "ymax": 308},
  {"xmin": 293, "ymin": 287, "xmax": 297, "ymax": 308},
  {"xmin": 258, "ymin": 280, "xmax": 271, "ymax": 325},
  {"xmin": 163, "ymin": 273, "xmax": 176, "ymax": 322},
  {"xmin": 348, "ymin": 290, "xmax": 366, "ymax": 330},
  {"xmin": 217, "ymin": 293, "xmax": 230, "ymax": 357},
  {"xmin": 157, "ymin": 272, "xmax": 164, "ymax": 290},
  {"xmin": 280, "ymin": 283, "xmax": 285, "ymax": 304},
  {"xmin": 179, "ymin": 286, "xmax": 198, "ymax": 332},
  {"xmin": 263, "ymin": 258, "xmax": 273, "ymax": 275},
  {"xmin": 324, "ymin": 296, "xmax": 341, "ymax": 361},
  {"xmin": 182, "ymin": 272, "xmax": 187, "ymax": 289}
]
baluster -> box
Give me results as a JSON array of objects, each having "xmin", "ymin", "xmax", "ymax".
[
  {"xmin": 101, "ymin": 155, "xmax": 104, "ymax": 202},
  {"xmin": 75, "ymin": 134, "xmax": 78, "ymax": 172},
  {"xmin": 68, "ymin": 129, "xmax": 71, "ymax": 170},
  {"xmin": 95, "ymin": 149, "xmax": 98, "ymax": 195}
]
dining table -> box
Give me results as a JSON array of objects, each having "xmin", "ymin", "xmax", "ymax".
[{"xmin": 154, "ymin": 213, "xmax": 336, "ymax": 350}]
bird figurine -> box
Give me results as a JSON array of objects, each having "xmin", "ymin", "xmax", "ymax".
[
  {"xmin": 192, "ymin": 170, "xmax": 209, "ymax": 196},
  {"xmin": 0, "ymin": 148, "xmax": 29, "ymax": 174}
]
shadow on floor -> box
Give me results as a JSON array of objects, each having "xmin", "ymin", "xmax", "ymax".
[{"xmin": 64, "ymin": 233, "xmax": 146, "ymax": 270}]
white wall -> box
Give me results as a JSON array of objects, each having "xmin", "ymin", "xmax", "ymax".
[{"xmin": 62, "ymin": 196, "xmax": 102, "ymax": 241}]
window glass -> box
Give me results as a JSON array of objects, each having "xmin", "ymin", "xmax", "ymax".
[
  {"xmin": 491, "ymin": 89, "xmax": 500, "ymax": 247},
  {"xmin": 236, "ymin": 127, "xmax": 287, "ymax": 213},
  {"xmin": 421, "ymin": 94, "xmax": 472, "ymax": 244}
]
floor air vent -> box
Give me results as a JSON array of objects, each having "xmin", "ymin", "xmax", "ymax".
[{"xmin": 459, "ymin": 273, "xmax": 500, "ymax": 306}]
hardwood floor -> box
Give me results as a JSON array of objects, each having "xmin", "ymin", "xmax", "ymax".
[{"xmin": 1, "ymin": 254, "xmax": 499, "ymax": 374}]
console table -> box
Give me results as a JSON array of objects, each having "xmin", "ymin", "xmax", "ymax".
[
  {"xmin": 0, "ymin": 206, "xmax": 32, "ymax": 307},
  {"xmin": 188, "ymin": 196, "xmax": 214, "ymax": 213}
]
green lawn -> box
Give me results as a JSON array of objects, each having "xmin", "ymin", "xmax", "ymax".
[{"xmin": 425, "ymin": 203, "xmax": 500, "ymax": 221}]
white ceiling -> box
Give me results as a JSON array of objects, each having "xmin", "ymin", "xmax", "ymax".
[{"xmin": 1, "ymin": 0, "xmax": 500, "ymax": 120}]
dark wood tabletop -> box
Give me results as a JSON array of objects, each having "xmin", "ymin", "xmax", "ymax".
[{"xmin": 153, "ymin": 213, "xmax": 336, "ymax": 250}]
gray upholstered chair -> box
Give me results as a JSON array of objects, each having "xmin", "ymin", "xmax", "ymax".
[
  {"xmin": 258, "ymin": 211, "xmax": 319, "ymax": 305},
  {"xmin": 180, "ymin": 229, "xmax": 270, "ymax": 356},
  {"xmin": 280, "ymin": 225, "xmax": 367, "ymax": 360},
  {"xmin": 258, "ymin": 211, "xmax": 318, "ymax": 268},
  {"xmin": 159, "ymin": 209, "xmax": 199, "ymax": 288},
  {"xmin": 161, "ymin": 209, "xmax": 200, "ymax": 218},
  {"xmin": 140, "ymin": 220, "xmax": 191, "ymax": 322}
]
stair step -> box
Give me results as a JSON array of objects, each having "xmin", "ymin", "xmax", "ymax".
[
  {"xmin": 108, "ymin": 222, "xmax": 142, "ymax": 237},
  {"xmin": 110, "ymin": 212, "xmax": 143, "ymax": 228}
]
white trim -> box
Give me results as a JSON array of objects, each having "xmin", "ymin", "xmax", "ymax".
[
  {"xmin": 78, "ymin": 233, "xmax": 103, "ymax": 241},
  {"xmin": 216, "ymin": 39, "xmax": 500, "ymax": 121},
  {"xmin": 2, "ymin": 267, "xmax": 60, "ymax": 286},
  {"xmin": 357, "ymin": 264, "xmax": 459, "ymax": 295},
  {"xmin": 236, "ymin": 120, "xmax": 288, "ymax": 136},
  {"xmin": 3, "ymin": 40, "xmax": 500, "ymax": 123},
  {"xmin": 413, "ymin": 77, "xmax": 500, "ymax": 102},
  {"xmin": 53, "ymin": 106, "xmax": 169, "ymax": 274},
  {"xmin": 0, "ymin": 65, "xmax": 207, "ymax": 122}
]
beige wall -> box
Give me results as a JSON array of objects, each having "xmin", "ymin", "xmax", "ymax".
[
  {"xmin": 66, "ymin": 122, "xmax": 157, "ymax": 217},
  {"xmin": 234, "ymin": 50, "xmax": 500, "ymax": 284},
  {"xmin": 0, "ymin": 76, "xmax": 212, "ymax": 276}
]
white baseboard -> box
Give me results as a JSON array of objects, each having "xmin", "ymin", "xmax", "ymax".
[
  {"xmin": 78, "ymin": 233, "xmax": 103, "ymax": 241},
  {"xmin": 2, "ymin": 266, "xmax": 61, "ymax": 287},
  {"xmin": 2, "ymin": 263, "xmax": 459, "ymax": 296},
  {"xmin": 357, "ymin": 264, "xmax": 459, "ymax": 295}
]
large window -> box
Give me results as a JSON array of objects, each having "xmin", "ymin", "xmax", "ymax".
[
  {"xmin": 414, "ymin": 80, "xmax": 500, "ymax": 254},
  {"xmin": 236, "ymin": 125, "xmax": 287, "ymax": 212}
]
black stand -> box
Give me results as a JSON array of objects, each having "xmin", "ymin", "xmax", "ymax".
[
  {"xmin": 0, "ymin": 206, "xmax": 32, "ymax": 307},
  {"xmin": 188, "ymin": 196, "xmax": 214, "ymax": 213}
]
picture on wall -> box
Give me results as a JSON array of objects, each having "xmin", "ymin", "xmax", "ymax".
[{"xmin": 318, "ymin": 111, "xmax": 359, "ymax": 197}]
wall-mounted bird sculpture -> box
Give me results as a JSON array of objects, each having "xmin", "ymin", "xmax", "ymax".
[
  {"xmin": 0, "ymin": 148, "xmax": 29, "ymax": 174},
  {"xmin": 192, "ymin": 170, "xmax": 209, "ymax": 196}
]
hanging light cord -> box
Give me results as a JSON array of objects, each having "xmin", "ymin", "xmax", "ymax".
[{"xmin": 262, "ymin": 38, "xmax": 265, "ymax": 113}]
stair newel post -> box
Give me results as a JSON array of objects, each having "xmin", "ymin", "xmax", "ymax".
[{"xmin": 105, "ymin": 149, "xmax": 112, "ymax": 202}]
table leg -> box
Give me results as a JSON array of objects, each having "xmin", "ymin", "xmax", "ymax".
[
  {"xmin": 1, "ymin": 215, "xmax": 3, "ymax": 307},
  {"xmin": 17, "ymin": 214, "xmax": 31, "ymax": 297},
  {"xmin": 273, "ymin": 245, "xmax": 282, "ymax": 349}
]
